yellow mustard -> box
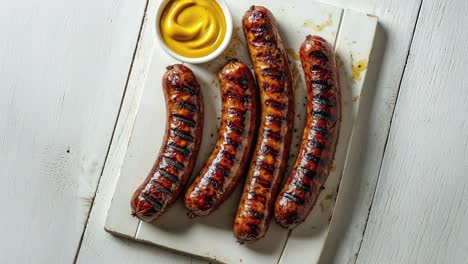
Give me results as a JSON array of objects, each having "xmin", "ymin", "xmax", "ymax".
[{"xmin": 160, "ymin": 0, "xmax": 226, "ymax": 58}]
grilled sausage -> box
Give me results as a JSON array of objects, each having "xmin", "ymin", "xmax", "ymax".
[
  {"xmin": 131, "ymin": 64, "xmax": 203, "ymax": 222},
  {"xmin": 184, "ymin": 59, "xmax": 258, "ymax": 217},
  {"xmin": 274, "ymin": 35, "xmax": 341, "ymax": 229},
  {"xmin": 233, "ymin": 6, "xmax": 294, "ymax": 243}
]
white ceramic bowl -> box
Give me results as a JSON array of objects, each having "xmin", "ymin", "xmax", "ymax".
[{"xmin": 155, "ymin": 0, "xmax": 233, "ymax": 64}]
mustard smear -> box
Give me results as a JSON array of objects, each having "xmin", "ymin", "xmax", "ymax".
[
  {"xmin": 303, "ymin": 14, "xmax": 333, "ymax": 32},
  {"xmin": 350, "ymin": 53, "xmax": 368, "ymax": 83}
]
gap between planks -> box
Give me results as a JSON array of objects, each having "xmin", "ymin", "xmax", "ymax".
[
  {"xmin": 72, "ymin": 0, "xmax": 151, "ymax": 263},
  {"xmin": 353, "ymin": 0, "xmax": 425, "ymax": 262}
]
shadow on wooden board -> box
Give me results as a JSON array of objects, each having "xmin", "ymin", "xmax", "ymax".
[{"xmin": 319, "ymin": 22, "xmax": 387, "ymax": 263}]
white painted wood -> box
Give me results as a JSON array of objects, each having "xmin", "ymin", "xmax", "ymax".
[
  {"xmin": 75, "ymin": 2, "xmax": 195, "ymax": 263},
  {"xmin": 0, "ymin": 0, "xmax": 146, "ymax": 263},
  {"xmin": 104, "ymin": 1, "xmax": 377, "ymax": 262},
  {"xmin": 317, "ymin": 0, "xmax": 424, "ymax": 263},
  {"xmin": 279, "ymin": 10, "xmax": 377, "ymax": 264},
  {"xmin": 356, "ymin": 0, "xmax": 468, "ymax": 263},
  {"xmin": 5, "ymin": 0, "xmax": 450, "ymax": 263}
]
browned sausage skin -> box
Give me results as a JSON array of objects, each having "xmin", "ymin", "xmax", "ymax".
[
  {"xmin": 234, "ymin": 6, "xmax": 294, "ymax": 243},
  {"xmin": 131, "ymin": 64, "xmax": 203, "ymax": 222},
  {"xmin": 274, "ymin": 35, "xmax": 341, "ymax": 229},
  {"xmin": 184, "ymin": 59, "xmax": 258, "ymax": 217}
]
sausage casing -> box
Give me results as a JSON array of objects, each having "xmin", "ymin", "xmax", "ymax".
[
  {"xmin": 234, "ymin": 6, "xmax": 294, "ymax": 243},
  {"xmin": 131, "ymin": 64, "xmax": 203, "ymax": 222},
  {"xmin": 184, "ymin": 59, "xmax": 258, "ymax": 217},
  {"xmin": 274, "ymin": 35, "xmax": 341, "ymax": 229}
]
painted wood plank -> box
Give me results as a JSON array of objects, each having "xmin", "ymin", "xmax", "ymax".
[
  {"xmin": 74, "ymin": 2, "xmax": 194, "ymax": 263},
  {"xmin": 357, "ymin": 0, "xmax": 468, "ymax": 263},
  {"xmin": 279, "ymin": 9, "xmax": 377, "ymax": 264},
  {"xmin": 317, "ymin": 0, "xmax": 424, "ymax": 262},
  {"xmin": 0, "ymin": 0, "xmax": 147, "ymax": 263}
]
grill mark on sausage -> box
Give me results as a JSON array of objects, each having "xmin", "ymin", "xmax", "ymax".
[
  {"xmin": 173, "ymin": 85, "xmax": 196, "ymax": 96},
  {"xmin": 220, "ymin": 149, "xmax": 237, "ymax": 163},
  {"xmin": 251, "ymin": 25, "xmax": 266, "ymax": 32},
  {"xmin": 263, "ymin": 128, "xmax": 282, "ymax": 141},
  {"xmin": 311, "ymin": 80, "xmax": 331, "ymax": 90},
  {"xmin": 253, "ymin": 30, "xmax": 266, "ymax": 40},
  {"xmin": 312, "ymin": 126, "xmax": 329, "ymax": 136},
  {"xmin": 262, "ymin": 68, "xmax": 286, "ymax": 83},
  {"xmin": 227, "ymin": 91, "xmax": 248, "ymax": 103},
  {"xmin": 256, "ymin": 52, "xmax": 281, "ymax": 63},
  {"xmin": 204, "ymin": 177, "xmax": 222, "ymax": 190},
  {"xmin": 151, "ymin": 180, "xmax": 173, "ymax": 195},
  {"xmin": 247, "ymin": 223, "xmax": 261, "ymax": 235},
  {"xmin": 257, "ymin": 53, "xmax": 274, "ymax": 63},
  {"xmin": 158, "ymin": 168, "xmax": 180, "ymax": 184},
  {"xmin": 214, "ymin": 163, "xmax": 230, "ymax": 178},
  {"xmin": 171, "ymin": 114, "xmax": 196, "ymax": 128},
  {"xmin": 304, "ymin": 153, "xmax": 321, "ymax": 164},
  {"xmin": 227, "ymin": 75, "xmax": 250, "ymax": 90},
  {"xmin": 263, "ymin": 37, "xmax": 276, "ymax": 47},
  {"xmin": 162, "ymin": 156, "xmax": 185, "ymax": 171},
  {"xmin": 253, "ymin": 174, "xmax": 273, "ymax": 188},
  {"xmin": 260, "ymin": 145, "xmax": 279, "ymax": 157},
  {"xmin": 292, "ymin": 179, "xmax": 312, "ymax": 193},
  {"xmin": 247, "ymin": 191, "xmax": 266, "ymax": 202},
  {"xmin": 141, "ymin": 192, "xmax": 164, "ymax": 210},
  {"xmin": 170, "ymin": 128, "xmax": 195, "ymax": 142},
  {"xmin": 298, "ymin": 166, "xmax": 317, "ymax": 179},
  {"xmin": 228, "ymin": 108, "xmax": 247, "ymax": 117},
  {"xmin": 310, "ymin": 65, "xmax": 327, "ymax": 74},
  {"xmin": 226, "ymin": 137, "xmax": 241, "ymax": 148},
  {"xmin": 265, "ymin": 99, "xmax": 286, "ymax": 110},
  {"xmin": 312, "ymin": 110, "xmax": 333, "ymax": 121},
  {"xmin": 283, "ymin": 192, "xmax": 305, "ymax": 205},
  {"xmin": 266, "ymin": 114, "xmax": 285, "ymax": 125},
  {"xmin": 256, "ymin": 160, "xmax": 275, "ymax": 176},
  {"xmin": 167, "ymin": 142, "xmax": 190, "ymax": 156},
  {"xmin": 262, "ymin": 83, "xmax": 284, "ymax": 94},
  {"xmin": 177, "ymin": 101, "xmax": 197, "ymax": 112},
  {"xmin": 203, "ymin": 194, "xmax": 215, "ymax": 207},
  {"xmin": 308, "ymin": 50, "xmax": 329, "ymax": 62},
  {"xmin": 249, "ymin": 210, "xmax": 265, "ymax": 220},
  {"xmin": 226, "ymin": 120, "xmax": 245, "ymax": 135},
  {"xmin": 309, "ymin": 139, "xmax": 324, "ymax": 149},
  {"xmin": 313, "ymin": 94, "xmax": 335, "ymax": 107}
]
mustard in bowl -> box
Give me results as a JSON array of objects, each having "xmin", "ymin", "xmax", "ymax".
[{"xmin": 156, "ymin": 0, "xmax": 233, "ymax": 64}]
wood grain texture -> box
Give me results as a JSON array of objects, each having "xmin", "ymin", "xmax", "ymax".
[
  {"xmin": 74, "ymin": 1, "xmax": 194, "ymax": 263},
  {"xmin": 71, "ymin": 1, "xmax": 202, "ymax": 263},
  {"xmin": 357, "ymin": 0, "xmax": 468, "ymax": 263},
  {"xmin": 318, "ymin": 0, "xmax": 423, "ymax": 263},
  {"xmin": 0, "ymin": 0, "xmax": 146, "ymax": 262}
]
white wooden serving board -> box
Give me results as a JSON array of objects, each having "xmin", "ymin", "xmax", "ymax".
[{"xmin": 105, "ymin": 1, "xmax": 377, "ymax": 263}]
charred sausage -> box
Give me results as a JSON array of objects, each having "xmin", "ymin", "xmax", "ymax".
[
  {"xmin": 184, "ymin": 59, "xmax": 258, "ymax": 217},
  {"xmin": 131, "ymin": 64, "xmax": 203, "ymax": 222},
  {"xmin": 274, "ymin": 35, "xmax": 341, "ymax": 229},
  {"xmin": 233, "ymin": 6, "xmax": 294, "ymax": 243}
]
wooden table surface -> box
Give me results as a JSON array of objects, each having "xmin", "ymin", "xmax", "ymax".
[{"xmin": 1, "ymin": 0, "xmax": 466, "ymax": 263}]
